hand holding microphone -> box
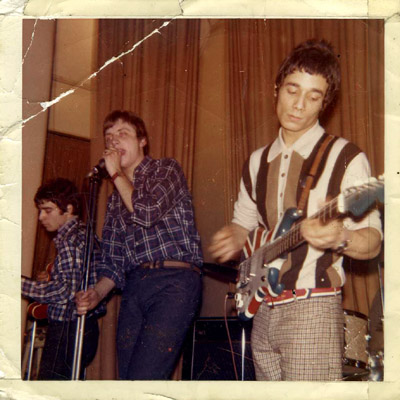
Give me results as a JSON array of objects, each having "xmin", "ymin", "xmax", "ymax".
[
  {"xmin": 87, "ymin": 148, "xmax": 122, "ymax": 179},
  {"xmin": 86, "ymin": 158, "xmax": 108, "ymax": 178}
]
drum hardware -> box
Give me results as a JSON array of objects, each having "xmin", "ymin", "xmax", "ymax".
[
  {"xmin": 22, "ymin": 320, "xmax": 47, "ymax": 380},
  {"xmin": 368, "ymin": 351, "xmax": 384, "ymax": 381},
  {"xmin": 342, "ymin": 309, "xmax": 369, "ymax": 381}
]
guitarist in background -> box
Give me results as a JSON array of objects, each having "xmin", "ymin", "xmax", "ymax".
[
  {"xmin": 22, "ymin": 178, "xmax": 104, "ymax": 379},
  {"xmin": 210, "ymin": 39, "xmax": 383, "ymax": 381}
]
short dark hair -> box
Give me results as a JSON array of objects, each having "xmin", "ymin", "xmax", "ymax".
[
  {"xmin": 34, "ymin": 178, "xmax": 81, "ymax": 216},
  {"xmin": 103, "ymin": 110, "xmax": 150, "ymax": 156},
  {"xmin": 275, "ymin": 39, "xmax": 341, "ymax": 111}
]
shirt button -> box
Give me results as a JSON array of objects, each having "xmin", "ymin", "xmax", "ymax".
[
  {"xmin": 284, "ymin": 154, "xmax": 289, "ymax": 159},
  {"xmin": 281, "ymin": 173, "xmax": 286, "ymax": 178},
  {"xmin": 280, "ymin": 193, "xmax": 283, "ymax": 198}
]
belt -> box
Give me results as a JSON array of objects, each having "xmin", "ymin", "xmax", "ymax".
[
  {"xmin": 140, "ymin": 260, "xmax": 202, "ymax": 275},
  {"xmin": 265, "ymin": 287, "xmax": 341, "ymax": 307}
]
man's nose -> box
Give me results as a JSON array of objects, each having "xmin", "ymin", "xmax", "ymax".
[
  {"xmin": 38, "ymin": 210, "xmax": 45, "ymax": 221},
  {"xmin": 111, "ymin": 134, "xmax": 120, "ymax": 146},
  {"xmin": 294, "ymin": 94, "xmax": 306, "ymax": 111}
]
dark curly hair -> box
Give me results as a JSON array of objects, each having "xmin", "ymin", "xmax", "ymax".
[
  {"xmin": 275, "ymin": 39, "xmax": 341, "ymax": 111},
  {"xmin": 103, "ymin": 110, "xmax": 150, "ymax": 155},
  {"xmin": 34, "ymin": 178, "xmax": 81, "ymax": 216}
]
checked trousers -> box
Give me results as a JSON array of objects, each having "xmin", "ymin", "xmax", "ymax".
[{"xmin": 251, "ymin": 295, "xmax": 344, "ymax": 381}]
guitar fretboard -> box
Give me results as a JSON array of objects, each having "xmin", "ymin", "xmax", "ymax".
[{"xmin": 262, "ymin": 197, "xmax": 341, "ymax": 263}]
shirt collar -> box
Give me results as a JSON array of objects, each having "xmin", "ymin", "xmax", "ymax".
[
  {"xmin": 269, "ymin": 121, "xmax": 325, "ymax": 161},
  {"xmin": 133, "ymin": 155, "xmax": 152, "ymax": 177},
  {"xmin": 54, "ymin": 216, "xmax": 79, "ymax": 246}
]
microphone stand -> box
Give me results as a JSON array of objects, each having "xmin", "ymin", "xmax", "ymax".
[
  {"xmin": 241, "ymin": 325, "xmax": 245, "ymax": 381},
  {"xmin": 71, "ymin": 169, "xmax": 105, "ymax": 380}
]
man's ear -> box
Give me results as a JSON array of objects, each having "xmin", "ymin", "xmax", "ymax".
[
  {"xmin": 139, "ymin": 138, "xmax": 147, "ymax": 148},
  {"xmin": 65, "ymin": 204, "xmax": 74, "ymax": 216}
]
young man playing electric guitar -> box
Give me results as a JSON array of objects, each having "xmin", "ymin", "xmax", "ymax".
[{"xmin": 210, "ymin": 40, "xmax": 382, "ymax": 381}]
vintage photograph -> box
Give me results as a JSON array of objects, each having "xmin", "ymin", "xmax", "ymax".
[{"xmin": 20, "ymin": 17, "xmax": 384, "ymax": 385}]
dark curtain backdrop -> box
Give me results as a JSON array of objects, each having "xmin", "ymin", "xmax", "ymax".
[
  {"xmin": 87, "ymin": 19, "xmax": 384, "ymax": 380},
  {"xmin": 94, "ymin": 19, "xmax": 200, "ymax": 187}
]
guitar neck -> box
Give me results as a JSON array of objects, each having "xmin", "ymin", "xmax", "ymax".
[
  {"xmin": 263, "ymin": 198, "xmax": 341, "ymax": 263},
  {"xmin": 260, "ymin": 177, "xmax": 383, "ymax": 263}
]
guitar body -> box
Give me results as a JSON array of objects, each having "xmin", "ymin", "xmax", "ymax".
[
  {"xmin": 235, "ymin": 208, "xmax": 302, "ymax": 321},
  {"xmin": 27, "ymin": 262, "xmax": 53, "ymax": 321}
]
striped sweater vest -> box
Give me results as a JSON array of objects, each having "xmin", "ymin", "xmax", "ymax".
[{"xmin": 241, "ymin": 133, "xmax": 362, "ymax": 289}]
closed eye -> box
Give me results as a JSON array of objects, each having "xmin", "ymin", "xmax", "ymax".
[{"xmin": 286, "ymin": 87, "xmax": 297, "ymax": 95}]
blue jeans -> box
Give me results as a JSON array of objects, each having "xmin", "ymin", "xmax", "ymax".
[{"xmin": 117, "ymin": 267, "xmax": 202, "ymax": 380}]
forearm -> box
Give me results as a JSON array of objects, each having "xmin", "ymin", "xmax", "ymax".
[
  {"xmin": 76, "ymin": 276, "xmax": 116, "ymax": 315},
  {"xmin": 21, "ymin": 276, "xmax": 69, "ymax": 304},
  {"xmin": 301, "ymin": 218, "xmax": 382, "ymax": 261},
  {"xmin": 113, "ymin": 172, "xmax": 134, "ymax": 212},
  {"xmin": 94, "ymin": 277, "xmax": 116, "ymax": 301},
  {"xmin": 340, "ymin": 227, "xmax": 382, "ymax": 260}
]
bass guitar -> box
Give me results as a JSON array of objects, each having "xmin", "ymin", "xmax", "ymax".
[{"xmin": 235, "ymin": 176, "xmax": 384, "ymax": 321}]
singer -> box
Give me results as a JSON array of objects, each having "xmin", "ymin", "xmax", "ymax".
[
  {"xmin": 21, "ymin": 178, "xmax": 105, "ymax": 380},
  {"xmin": 76, "ymin": 110, "xmax": 203, "ymax": 380}
]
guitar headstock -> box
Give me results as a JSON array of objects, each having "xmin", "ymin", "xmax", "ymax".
[{"xmin": 338, "ymin": 175, "xmax": 384, "ymax": 217}]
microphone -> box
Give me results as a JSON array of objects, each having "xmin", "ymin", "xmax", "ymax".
[{"xmin": 86, "ymin": 159, "xmax": 109, "ymax": 178}]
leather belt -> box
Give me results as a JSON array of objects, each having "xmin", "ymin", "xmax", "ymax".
[
  {"xmin": 265, "ymin": 287, "xmax": 341, "ymax": 307},
  {"xmin": 140, "ymin": 260, "xmax": 202, "ymax": 275}
]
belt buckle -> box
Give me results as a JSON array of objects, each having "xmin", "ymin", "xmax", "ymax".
[{"xmin": 292, "ymin": 289, "xmax": 297, "ymax": 301}]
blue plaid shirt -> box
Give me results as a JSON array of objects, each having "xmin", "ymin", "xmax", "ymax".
[
  {"xmin": 22, "ymin": 217, "xmax": 105, "ymax": 322},
  {"xmin": 99, "ymin": 156, "xmax": 203, "ymax": 289}
]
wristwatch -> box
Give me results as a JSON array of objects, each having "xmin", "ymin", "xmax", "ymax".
[{"xmin": 335, "ymin": 227, "xmax": 350, "ymax": 255}]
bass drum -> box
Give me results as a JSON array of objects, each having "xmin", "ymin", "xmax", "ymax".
[{"xmin": 342, "ymin": 309, "xmax": 369, "ymax": 380}]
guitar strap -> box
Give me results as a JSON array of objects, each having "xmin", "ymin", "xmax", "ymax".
[{"xmin": 297, "ymin": 134, "xmax": 335, "ymax": 214}]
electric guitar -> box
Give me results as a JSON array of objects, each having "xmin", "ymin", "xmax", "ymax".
[
  {"xmin": 235, "ymin": 176, "xmax": 384, "ymax": 321},
  {"xmin": 26, "ymin": 262, "xmax": 53, "ymax": 320}
]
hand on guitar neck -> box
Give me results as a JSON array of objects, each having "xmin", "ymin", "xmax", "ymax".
[
  {"xmin": 301, "ymin": 217, "xmax": 381, "ymax": 260},
  {"xmin": 35, "ymin": 262, "xmax": 53, "ymax": 282}
]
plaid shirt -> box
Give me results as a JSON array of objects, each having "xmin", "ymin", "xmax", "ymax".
[
  {"xmin": 22, "ymin": 217, "xmax": 105, "ymax": 322},
  {"xmin": 99, "ymin": 156, "xmax": 203, "ymax": 289}
]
